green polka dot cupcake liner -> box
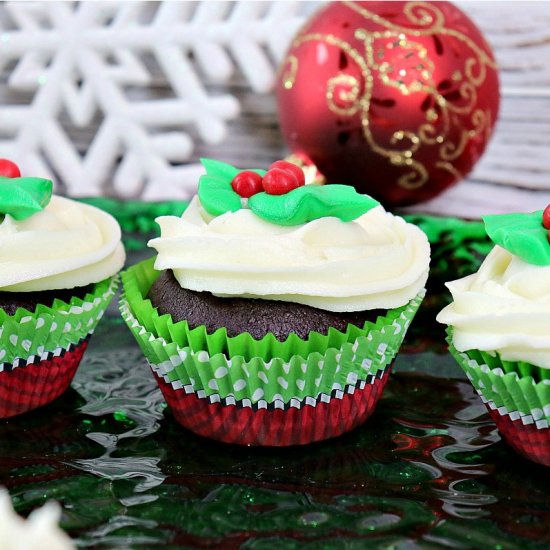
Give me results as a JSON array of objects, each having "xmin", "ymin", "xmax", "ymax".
[
  {"xmin": 446, "ymin": 328, "xmax": 550, "ymax": 467},
  {"xmin": 0, "ymin": 276, "xmax": 118, "ymax": 418},
  {"xmin": 120, "ymin": 258, "xmax": 425, "ymax": 446}
]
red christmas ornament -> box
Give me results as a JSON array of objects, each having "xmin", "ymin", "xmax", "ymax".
[{"xmin": 276, "ymin": 1, "xmax": 500, "ymax": 206}]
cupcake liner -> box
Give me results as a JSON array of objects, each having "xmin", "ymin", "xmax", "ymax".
[
  {"xmin": 0, "ymin": 276, "xmax": 118, "ymax": 417},
  {"xmin": 0, "ymin": 276, "xmax": 118, "ymax": 365},
  {"xmin": 446, "ymin": 328, "xmax": 550, "ymax": 466},
  {"xmin": 0, "ymin": 338, "xmax": 89, "ymax": 418},
  {"xmin": 485, "ymin": 408, "xmax": 550, "ymax": 467},
  {"xmin": 155, "ymin": 364, "xmax": 392, "ymax": 446},
  {"xmin": 120, "ymin": 259, "xmax": 424, "ymax": 405},
  {"xmin": 120, "ymin": 259, "xmax": 425, "ymax": 445}
]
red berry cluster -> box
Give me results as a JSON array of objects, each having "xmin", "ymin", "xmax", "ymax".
[
  {"xmin": 231, "ymin": 160, "xmax": 305, "ymax": 198},
  {"xmin": 0, "ymin": 159, "xmax": 21, "ymax": 179},
  {"xmin": 543, "ymin": 204, "xmax": 550, "ymax": 243}
]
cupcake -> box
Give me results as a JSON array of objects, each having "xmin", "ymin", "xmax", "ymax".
[
  {"xmin": 437, "ymin": 207, "xmax": 550, "ymax": 466},
  {"xmin": 120, "ymin": 159, "xmax": 430, "ymax": 446},
  {"xmin": 0, "ymin": 160, "xmax": 125, "ymax": 417}
]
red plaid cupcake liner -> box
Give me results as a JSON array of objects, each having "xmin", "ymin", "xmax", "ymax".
[
  {"xmin": 485, "ymin": 402, "xmax": 550, "ymax": 467},
  {"xmin": 0, "ymin": 337, "xmax": 89, "ymax": 418},
  {"xmin": 155, "ymin": 364, "xmax": 392, "ymax": 446}
]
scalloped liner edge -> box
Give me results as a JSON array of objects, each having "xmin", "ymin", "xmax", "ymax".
[
  {"xmin": 120, "ymin": 289, "xmax": 423, "ymax": 404},
  {"xmin": 446, "ymin": 328, "xmax": 550, "ymax": 426},
  {"xmin": 475, "ymin": 388, "xmax": 550, "ymax": 430},
  {"xmin": 152, "ymin": 364, "xmax": 391, "ymax": 411},
  {"xmin": 0, "ymin": 333, "xmax": 91, "ymax": 373},
  {"xmin": 0, "ymin": 276, "xmax": 118, "ymax": 363}
]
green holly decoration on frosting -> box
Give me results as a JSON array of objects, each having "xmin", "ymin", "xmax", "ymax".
[
  {"xmin": 0, "ymin": 176, "xmax": 53, "ymax": 221},
  {"xmin": 198, "ymin": 158, "xmax": 380, "ymax": 226},
  {"xmin": 483, "ymin": 210, "xmax": 550, "ymax": 266},
  {"xmin": 248, "ymin": 184, "xmax": 379, "ymax": 226},
  {"xmin": 199, "ymin": 158, "xmax": 265, "ymax": 216}
]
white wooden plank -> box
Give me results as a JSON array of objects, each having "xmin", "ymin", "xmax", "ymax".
[{"xmin": 400, "ymin": 181, "xmax": 550, "ymax": 218}]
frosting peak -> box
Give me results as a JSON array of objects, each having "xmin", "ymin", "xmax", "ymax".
[{"xmin": 0, "ymin": 489, "xmax": 74, "ymax": 550}]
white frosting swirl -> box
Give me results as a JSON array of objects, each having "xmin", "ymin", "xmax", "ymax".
[
  {"xmin": 0, "ymin": 489, "xmax": 74, "ymax": 550},
  {"xmin": 149, "ymin": 196, "xmax": 430, "ymax": 312},
  {"xmin": 437, "ymin": 245, "xmax": 550, "ymax": 369},
  {"xmin": 0, "ymin": 196, "xmax": 125, "ymax": 292}
]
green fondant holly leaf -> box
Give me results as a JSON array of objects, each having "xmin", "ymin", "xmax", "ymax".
[
  {"xmin": 483, "ymin": 210, "xmax": 550, "ymax": 266},
  {"xmin": 248, "ymin": 184, "xmax": 380, "ymax": 226},
  {"xmin": 0, "ymin": 177, "xmax": 53, "ymax": 221},
  {"xmin": 198, "ymin": 174, "xmax": 242, "ymax": 217},
  {"xmin": 197, "ymin": 158, "xmax": 379, "ymax": 226},
  {"xmin": 199, "ymin": 158, "xmax": 266, "ymax": 217},
  {"xmin": 200, "ymin": 158, "xmax": 240, "ymax": 181}
]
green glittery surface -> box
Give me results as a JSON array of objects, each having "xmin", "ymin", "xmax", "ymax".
[{"xmin": 1, "ymin": 198, "xmax": 547, "ymax": 549}]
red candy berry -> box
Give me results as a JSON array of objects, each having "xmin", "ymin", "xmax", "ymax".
[
  {"xmin": 543, "ymin": 204, "xmax": 550, "ymax": 230},
  {"xmin": 0, "ymin": 159, "xmax": 21, "ymax": 178},
  {"xmin": 262, "ymin": 168, "xmax": 302, "ymax": 195},
  {"xmin": 269, "ymin": 160, "xmax": 305, "ymax": 187},
  {"xmin": 231, "ymin": 170, "xmax": 263, "ymax": 198}
]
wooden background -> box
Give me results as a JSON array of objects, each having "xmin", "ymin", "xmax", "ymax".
[
  {"xmin": 1, "ymin": 1, "xmax": 550, "ymax": 219},
  {"xmin": 192, "ymin": 1, "xmax": 550, "ymax": 219},
  {"xmin": 189, "ymin": 1, "xmax": 550, "ymax": 219}
]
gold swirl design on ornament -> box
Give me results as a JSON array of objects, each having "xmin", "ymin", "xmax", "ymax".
[
  {"xmin": 435, "ymin": 161, "xmax": 463, "ymax": 180},
  {"xmin": 444, "ymin": 81, "xmax": 477, "ymax": 115},
  {"xmin": 326, "ymin": 74, "xmax": 361, "ymax": 116},
  {"xmin": 440, "ymin": 124, "xmax": 470, "ymax": 161},
  {"xmin": 390, "ymin": 130, "xmax": 421, "ymax": 153},
  {"xmin": 418, "ymin": 122, "xmax": 444, "ymax": 146},
  {"xmin": 464, "ymin": 56, "xmax": 487, "ymax": 87},
  {"xmin": 345, "ymin": 1, "xmax": 445, "ymax": 34},
  {"xmin": 281, "ymin": 55, "xmax": 298, "ymax": 90},
  {"xmin": 440, "ymin": 109, "xmax": 488, "ymax": 161},
  {"xmin": 282, "ymin": 1, "xmax": 497, "ymax": 190},
  {"xmin": 471, "ymin": 108, "xmax": 489, "ymax": 139},
  {"xmin": 345, "ymin": 1, "xmax": 496, "ymax": 70},
  {"xmin": 397, "ymin": 162, "xmax": 429, "ymax": 190}
]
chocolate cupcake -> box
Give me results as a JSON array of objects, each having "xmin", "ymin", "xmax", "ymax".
[
  {"xmin": 147, "ymin": 269, "xmax": 386, "ymax": 341},
  {"xmin": 437, "ymin": 207, "xmax": 550, "ymax": 466},
  {"xmin": 121, "ymin": 159, "xmax": 430, "ymax": 446},
  {"xmin": 0, "ymin": 160, "xmax": 125, "ymax": 417}
]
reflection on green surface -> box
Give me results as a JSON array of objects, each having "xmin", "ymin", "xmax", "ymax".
[
  {"xmin": 1, "ymin": 204, "xmax": 549, "ymax": 548},
  {"xmin": 2, "ymin": 311, "xmax": 548, "ymax": 548}
]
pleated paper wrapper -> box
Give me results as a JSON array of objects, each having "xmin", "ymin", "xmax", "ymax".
[
  {"xmin": 120, "ymin": 259, "xmax": 425, "ymax": 446},
  {"xmin": 0, "ymin": 276, "xmax": 118, "ymax": 417},
  {"xmin": 447, "ymin": 328, "xmax": 550, "ymax": 467}
]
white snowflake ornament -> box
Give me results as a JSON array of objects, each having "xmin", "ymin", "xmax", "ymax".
[{"xmin": 0, "ymin": 1, "xmax": 306, "ymax": 198}]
